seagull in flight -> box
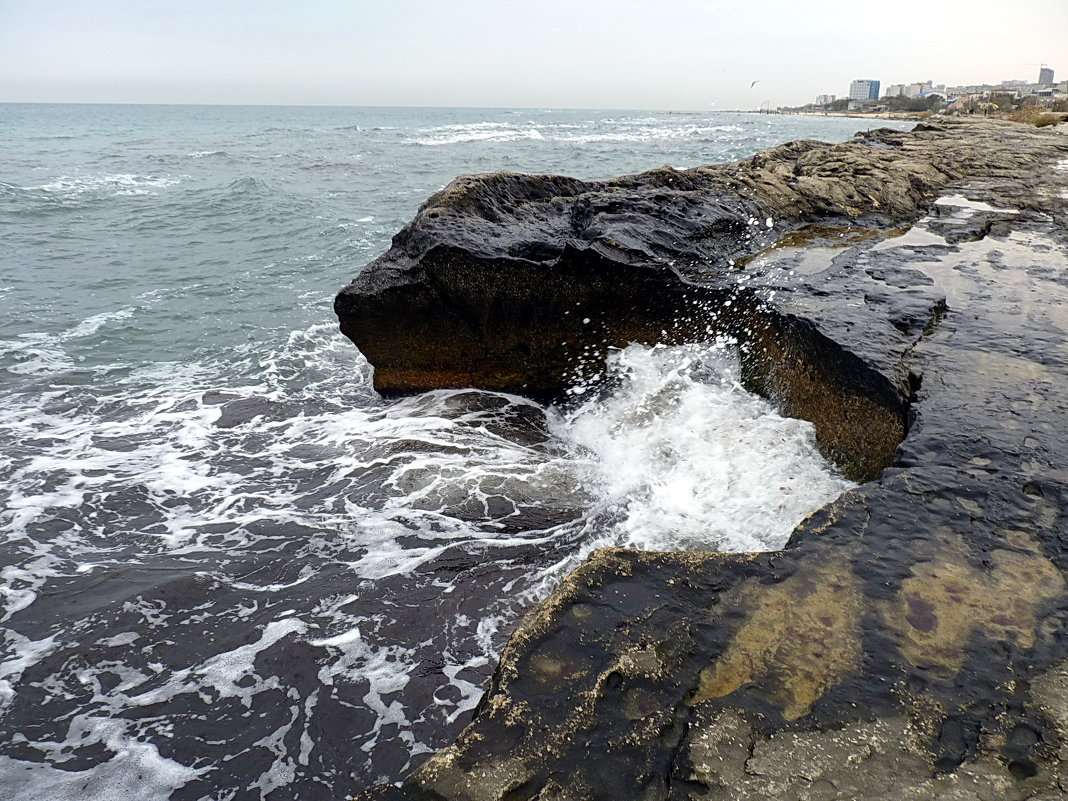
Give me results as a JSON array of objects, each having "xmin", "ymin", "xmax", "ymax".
[{"xmin": 750, "ymin": 80, "xmax": 760, "ymax": 88}]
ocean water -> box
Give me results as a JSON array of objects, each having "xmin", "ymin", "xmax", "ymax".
[{"xmin": 0, "ymin": 104, "xmax": 909, "ymax": 799}]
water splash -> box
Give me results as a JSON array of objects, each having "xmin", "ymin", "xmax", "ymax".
[{"xmin": 558, "ymin": 341, "xmax": 851, "ymax": 553}]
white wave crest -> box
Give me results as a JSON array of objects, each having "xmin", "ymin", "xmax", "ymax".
[
  {"xmin": 61, "ymin": 307, "xmax": 137, "ymax": 340},
  {"xmin": 410, "ymin": 122, "xmax": 547, "ymax": 146},
  {"xmin": 26, "ymin": 174, "xmax": 184, "ymax": 197},
  {"xmin": 0, "ymin": 333, "xmax": 75, "ymax": 375}
]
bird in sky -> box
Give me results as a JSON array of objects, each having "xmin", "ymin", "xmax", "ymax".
[{"xmin": 750, "ymin": 80, "xmax": 760, "ymax": 88}]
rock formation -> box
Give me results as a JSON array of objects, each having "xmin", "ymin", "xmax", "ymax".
[{"xmin": 337, "ymin": 119, "xmax": 1068, "ymax": 799}]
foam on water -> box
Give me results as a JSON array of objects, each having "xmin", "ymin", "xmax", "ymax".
[
  {"xmin": 0, "ymin": 746, "xmax": 201, "ymax": 801},
  {"xmin": 410, "ymin": 122, "xmax": 548, "ymax": 146},
  {"xmin": 25, "ymin": 174, "xmax": 185, "ymax": 198},
  {"xmin": 0, "ymin": 333, "xmax": 76, "ymax": 376},
  {"xmin": 409, "ymin": 118, "xmax": 747, "ymax": 147},
  {"xmin": 0, "ymin": 312, "xmax": 852, "ymax": 797}
]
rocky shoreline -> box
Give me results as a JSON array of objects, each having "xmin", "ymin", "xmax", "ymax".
[{"xmin": 337, "ymin": 119, "xmax": 1068, "ymax": 799}]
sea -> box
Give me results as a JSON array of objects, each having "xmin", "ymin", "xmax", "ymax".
[{"xmin": 0, "ymin": 104, "xmax": 912, "ymax": 800}]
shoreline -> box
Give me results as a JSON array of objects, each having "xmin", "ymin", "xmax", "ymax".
[
  {"xmin": 722, "ymin": 108, "xmax": 929, "ymax": 122},
  {"xmin": 747, "ymin": 108, "xmax": 1068, "ymax": 126}
]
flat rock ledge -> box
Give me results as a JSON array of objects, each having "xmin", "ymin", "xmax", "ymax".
[{"xmin": 338, "ymin": 119, "xmax": 1068, "ymax": 800}]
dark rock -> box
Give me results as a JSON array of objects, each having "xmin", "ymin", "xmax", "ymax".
[{"xmin": 341, "ymin": 120, "xmax": 1068, "ymax": 799}]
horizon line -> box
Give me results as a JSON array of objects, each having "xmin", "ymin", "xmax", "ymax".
[{"xmin": 0, "ymin": 100, "xmax": 762, "ymax": 113}]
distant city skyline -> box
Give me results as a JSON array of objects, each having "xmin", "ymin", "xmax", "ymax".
[
  {"xmin": 850, "ymin": 65, "xmax": 1059, "ymax": 97},
  {"xmin": 819, "ymin": 65, "xmax": 1064, "ymax": 108},
  {"xmin": 1, "ymin": 0, "xmax": 1065, "ymax": 110}
]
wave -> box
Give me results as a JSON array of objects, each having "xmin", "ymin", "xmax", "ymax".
[
  {"xmin": 411, "ymin": 129, "xmax": 546, "ymax": 146},
  {"xmin": 61, "ymin": 307, "xmax": 139, "ymax": 340},
  {"xmin": 22, "ymin": 173, "xmax": 184, "ymax": 198},
  {"xmin": 0, "ymin": 332, "xmax": 75, "ymax": 376},
  {"xmin": 409, "ymin": 121, "xmax": 547, "ymax": 146},
  {"xmin": 217, "ymin": 175, "xmax": 274, "ymax": 196},
  {"xmin": 168, "ymin": 176, "xmax": 301, "ymax": 221},
  {"xmin": 408, "ymin": 120, "xmax": 742, "ymax": 147},
  {"xmin": 556, "ymin": 124, "xmax": 744, "ymax": 144},
  {"xmin": 0, "ymin": 301, "xmax": 157, "ymax": 377},
  {"xmin": 0, "ymin": 180, "xmax": 23, "ymax": 194},
  {"xmin": 0, "ymin": 328, "xmax": 847, "ymax": 595}
]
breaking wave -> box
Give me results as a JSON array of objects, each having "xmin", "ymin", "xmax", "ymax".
[{"xmin": 23, "ymin": 174, "xmax": 185, "ymax": 198}]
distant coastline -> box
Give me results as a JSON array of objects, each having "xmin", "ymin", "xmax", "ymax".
[{"xmin": 733, "ymin": 108, "xmax": 1068, "ymax": 127}]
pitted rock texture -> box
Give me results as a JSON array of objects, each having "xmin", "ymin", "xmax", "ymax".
[{"xmin": 342, "ymin": 120, "xmax": 1068, "ymax": 799}]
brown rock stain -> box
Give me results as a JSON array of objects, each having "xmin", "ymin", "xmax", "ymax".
[
  {"xmin": 691, "ymin": 557, "xmax": 863, "ymax": 720},
  {"xmin": 741, "ymin": 318, "xmax": 906, "ymax": 482},
  {"xmin": 882, "ymin": 530, "xmax": 1065, "ymax": 676}
]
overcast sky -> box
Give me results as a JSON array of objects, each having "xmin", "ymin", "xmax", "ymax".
[{"xmin": 1, "ymin": 0, "xmax": 1065, "ymax": 109}]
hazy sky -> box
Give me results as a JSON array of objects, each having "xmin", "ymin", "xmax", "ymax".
[{"xmin": 1, "ymin": 0, "xmax": 1065, "ymax": 109}]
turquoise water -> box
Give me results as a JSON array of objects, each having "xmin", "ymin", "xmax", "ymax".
[{"xmin": 0, "ymin": 105, "xmax": 906, "ymax": 799}]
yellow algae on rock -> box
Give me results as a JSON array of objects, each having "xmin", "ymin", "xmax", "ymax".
[
  {"xmin": 691, "ymin": 557, "xmax": 863, "ymax": 720},
  {"xmin": 882, "ymin": 530, "xmax": 1065, "ymax": 676}
]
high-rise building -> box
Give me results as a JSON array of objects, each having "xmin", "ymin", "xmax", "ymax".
[
  {"xmin": 849, "ymin": 79, "xmax": 881, "ymax": 101},
  {"xmin": 1039, "ymin": 66, "xmax": 1055, "ymax": 85}
]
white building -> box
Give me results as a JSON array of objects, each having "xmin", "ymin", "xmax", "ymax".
[
  {"xmin": 905, "ymin": 81, "xmax": 932, "ymax": 99},
  {"xmin": 849, "ymin": 79, "xmax": 880, "ymax": 101},
  {"xmin": 815, "ymin": 94, "xmax": 836, "ymax": 105}
]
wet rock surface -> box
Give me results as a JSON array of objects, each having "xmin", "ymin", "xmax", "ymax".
[{"xmin": 340, "ymin": 120, "xmax": 1068, "ymax": 799}]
